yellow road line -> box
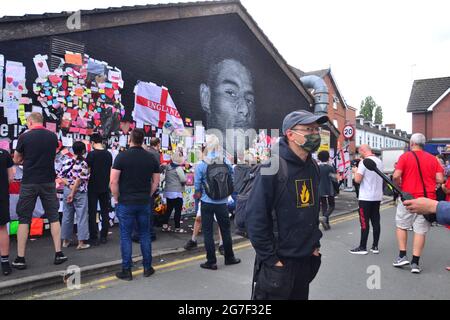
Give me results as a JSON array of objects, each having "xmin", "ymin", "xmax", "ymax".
[
  {"xmin": 24, "ymin": 204, "xmax": 395, "ymax": 300},
  {"xmin": 23, "ymin": 242, "xmax": 253, "ymax": 300}
]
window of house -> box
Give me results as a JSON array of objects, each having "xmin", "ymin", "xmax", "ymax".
[
  {"xmin": 333, "ymin": 96, "xmax": 338, "ymax": 110},
  {"xmin": 333, "ymin": 119, "xmax": 339, "ymax": 130}
]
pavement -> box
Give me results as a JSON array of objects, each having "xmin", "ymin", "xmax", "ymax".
[
  {"xmin": 0, "ymin": 190, "xmax": 393, "ymax": 297},
  {"xmin": 11, "ymin": 204, "xmax": 449, "ymax": 300}
]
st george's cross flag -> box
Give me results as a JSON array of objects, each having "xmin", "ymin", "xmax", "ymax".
[{"xmin": 134, "ymin": 81, "xmax": 184, "ymax": 130}]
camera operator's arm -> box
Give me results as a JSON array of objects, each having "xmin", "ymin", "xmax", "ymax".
[{"xmin": 403, "ymin": 198, "xmax": 450, "ymax": 225}]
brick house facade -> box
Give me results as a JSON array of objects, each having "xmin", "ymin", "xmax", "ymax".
[
  {"xmin": 407, "ymin": 76, "xmax": 450, "ymax": 153},
  {"xmin": 291, "ymin": 67, "xmax": 356, "ymax": 157}
]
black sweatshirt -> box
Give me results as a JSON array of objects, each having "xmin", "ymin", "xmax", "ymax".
[{"xmin": 246, "ymin": 138, "xmax": 322, "ymax": 266}]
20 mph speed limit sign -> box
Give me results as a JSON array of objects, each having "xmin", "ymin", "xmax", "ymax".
[{"xmin": 343, "ymin": 125, "xmax": 355, "ymax": 140}]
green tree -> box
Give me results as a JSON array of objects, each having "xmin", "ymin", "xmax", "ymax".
[
  {"xmin": 359, "ymin": 96, "xmax": 377, "ymax": 122},
  {"xmin": 374, "ymin": 105, "xmax": 383, "ymax": 124}
]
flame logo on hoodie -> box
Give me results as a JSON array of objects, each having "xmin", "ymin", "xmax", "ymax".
[
  {"xmin": 296, "ymin": 179, "xmax": 314, "ymax": 208},
  {"xmin": 300, "ymin": 182, "xmax": 310, "ymax": 204}
]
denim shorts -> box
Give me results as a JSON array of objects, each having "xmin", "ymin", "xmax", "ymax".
[{"xmin": 16, "ymin": 183, "xmax": 60, "ymax": 224}]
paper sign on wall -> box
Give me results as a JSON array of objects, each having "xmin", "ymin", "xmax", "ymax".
[
  {"xmin": 185, "ymin": 137, "xmax": 193, "ymax": 149},
  {"xmin": 119, "ymin": 135, "xmax": 128, "ymax": 147},
  {"xmin": 195, "ymin": 126, "xmax": 205, "ymax": 144},
  {"xmin": 62, "ymin": 136, "xmax": 73, "ymax": 147},
  {"xmin": 33, "ymin": 54, "xmax": 50, "ymax": 80},
  {"xmin": 161, "ymin": 134, "xmax": 169, "ymax": 149},
  {"xmin": 0, "ymin": 140, "xmax": 10, "ymax": 151}
]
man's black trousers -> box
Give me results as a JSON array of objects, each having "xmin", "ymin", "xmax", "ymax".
[
  {"xmin": 358, "ymin": 200, "xmax": 381, "ymax": 249},
  {"xmin": 253, "ymin": 255, "xmax": 321, "ymax": 300},
  {"xmin": 88, "ymin": 191, "xmax": 111, "ymax": 240}
]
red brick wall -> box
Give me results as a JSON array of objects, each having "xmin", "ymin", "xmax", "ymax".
[
  {"xmin": 412, "ymin": 93, "xmax": 450, "ymax": 140},
  {"xmin": 324, "ymin": 76, "xmax": 346, "ymax": 148},
  {"xmin": 412, "ymin": 113, "xmax": 427, "ymax": 136},
  {"xmin": 431, "ymin": 93, "xmax": 450, "ymax": 139}
]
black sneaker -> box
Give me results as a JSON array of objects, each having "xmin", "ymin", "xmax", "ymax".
[
  {"xmin": 54, "ymin": 252, "xmax": 68, "ymax": 265},
  {"xmin": 12, "ymin": 257, "xmax": 26, "ymax": 270},
  {"xmin": 319, "ymin": 217, "xmax": 330, "ymax": 230},
  {"xmin": 1, "ymin": 262, "xmax": 12, "ymax": 276},
  {"xmin": 235, "ymin": 230, "xmax": 248, "ymax": 238},
  {"xmin": 200, "ymin": 262, "xmax": 218, "ymax": 270},
  {"xmin": 89, "ymin": 239, "xmax": 100, "ymax": 246},
  {"xmin": 100, "ymin": 238, "xmax": 108, "ymax": 245},
  {"xmin": 225, "ymin": 257, "xmax": 241, "ymax": 265},
  {"xmin": 349, "ymin": 247, "xmax": 368, "ymax": 255},
  {"xmin": 143, "ymin": 267, "xmax": 155, "ymax": 277},
  {"xmin": 218, "ymin": 245, "xmax": 225, "ymax": 256},
  {"xmin": 184, "ymin": 239, "xmax": 197, "ymax": 250},
  {"xmin": 370, "ymin": 246, "xmax": 380, "ymax": 254},
  {"xmin": 116, "ymin": 268, "xmax": 133, "ymax": 281}
]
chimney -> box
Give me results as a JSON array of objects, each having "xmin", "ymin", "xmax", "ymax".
[{"xmin": 385, "ymin": 124, "xmax": 396, "ymax": 129}]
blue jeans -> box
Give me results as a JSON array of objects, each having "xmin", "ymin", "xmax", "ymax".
[
  {"xmin": 132, "ymin": 198, "xmax": 155, "ymax": 239},
  {"xmin": 116, "ymin": 203, "xmax": 152, "ymax": 270},
  {"xmin": 201, "ymin": 202, "xmax": 235, "ymax": 264}
]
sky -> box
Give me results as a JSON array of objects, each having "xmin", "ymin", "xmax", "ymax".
[{"xmin": 2, "ymin": 0, "xmax": 450, "ymax": 133}]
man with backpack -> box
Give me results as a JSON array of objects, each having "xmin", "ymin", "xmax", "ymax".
[
  {"xmin": 244, "ymin": 110, "xmax": 328, "ymax": 300},
  {"xmin": 194, "ymin": 134, "xmax": 241, "ymax": 270}
]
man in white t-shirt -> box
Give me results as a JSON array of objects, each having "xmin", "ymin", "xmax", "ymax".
[{"xmin": 350, "ymin": 144, "xmax": 384, "ymax": 255}]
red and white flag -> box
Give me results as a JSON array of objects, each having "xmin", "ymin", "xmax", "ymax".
[
  {"xmin": 9, "ymin": 181, "xmax": 45, "ymax": 220},
  {"xmin": 134, "ymin": 82, "xmax": 184, "ymax": 129}
]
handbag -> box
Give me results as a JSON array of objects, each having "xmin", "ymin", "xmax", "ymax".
[{"xmin": 410, "ymin": 152, "xmax": 437, "ymax": 223}]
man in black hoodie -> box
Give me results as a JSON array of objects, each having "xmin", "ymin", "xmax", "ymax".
[{"xmin": 246, "ymin": 110, "xmax": 328, "ymax": 300}]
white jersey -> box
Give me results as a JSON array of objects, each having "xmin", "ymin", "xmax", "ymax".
[{"xmin": 357, "ymin": 155, "xmax": 384, "ymax": 201}]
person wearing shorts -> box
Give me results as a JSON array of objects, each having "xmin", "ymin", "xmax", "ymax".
[
  {"xmin": 392, "ymin": 133, "xmax": 444, "ymax": 274},
  {"xmin": 0, "ymin": 148, "xmax": 14, "ymax": 275},
  {"xmin": 12, "ymin": 113, "xmax": 68, "ymax": 270},
  {"xmin": 184, "ymin": 199, "xmax": 225, "ymax": 255}
]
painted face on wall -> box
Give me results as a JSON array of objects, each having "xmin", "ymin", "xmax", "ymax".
[
  {"xmin": 202, "ymin": 59, "xmax": 255, "ymax": 128},
  {"xmin": 201, "ymin": 59, "xmax": 256, "ymax": 154}
]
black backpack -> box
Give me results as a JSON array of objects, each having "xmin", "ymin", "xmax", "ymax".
[
  {"xmin": 234, "ymin": 158, "xmax": 289, "ymax": 237},
  {"xmin": 203, "ymin": 160, "xmax": 234, "ymax": 200},
  {"xmin": 233, "ymin": 164, "xmax": 252, "ymax": 192}
]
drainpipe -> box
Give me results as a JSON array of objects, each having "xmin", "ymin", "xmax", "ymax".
[
  {"xmin": 300, "ymin": 74, "xmax": 339, "ymax": 139},
  {"xmin": 300, "ymin": 75, "xmax": 329, "ymax": 115}
]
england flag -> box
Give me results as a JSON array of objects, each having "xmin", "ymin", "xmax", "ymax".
[{"xmin": 134, "ymin": 81, "xmax": 184, "ymax": 130}]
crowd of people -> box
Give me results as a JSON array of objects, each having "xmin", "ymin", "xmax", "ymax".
[
  {"xmin": 0, "ymin": 110, "xmax": 448, "ymax": 300},
  {"xmin": 0, "ymin": 112, "xmax": 243, "ymax": 280}
]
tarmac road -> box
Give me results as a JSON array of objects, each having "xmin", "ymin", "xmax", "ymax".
[{"xmin": 13, "ymin": 204, "xmax": 450, "ymax": 300}]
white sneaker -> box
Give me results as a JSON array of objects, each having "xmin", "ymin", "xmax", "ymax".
[{"xmin": 76, "ymin": 244, "xmax": 91, "ymax": 250}]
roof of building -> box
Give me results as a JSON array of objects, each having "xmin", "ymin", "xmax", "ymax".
[
  {"xmin": 0, "ymin": 1, "xmax": 236, "ymax": 22},
  {"xmin": 407, "ymin": 76, "xmax": 450, "ymax": 113},
  {"xmin": 356, "ymin": 122, "xmax": 409, "ymax": 142},
  {"xmin": 290, "ymin": 67, "xmax": 330, "ymax": 79},
  {"xmin": 290, "ymin": 66, "xmax": 350, "ymax": 110},
  {"xmin": 0, "ymin": 0, "xmax": 315, "ymax": 105}
]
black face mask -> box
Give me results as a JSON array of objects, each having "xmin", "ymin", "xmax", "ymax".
[{"xmin": 292, "ymin": 132, "xmax": 322, "ymax": 153}]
